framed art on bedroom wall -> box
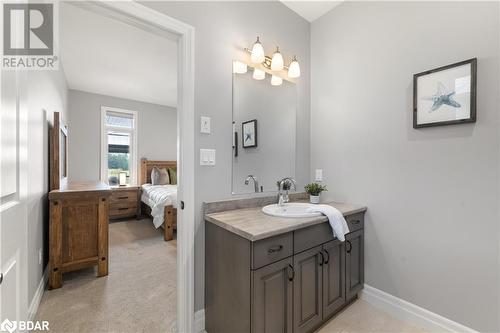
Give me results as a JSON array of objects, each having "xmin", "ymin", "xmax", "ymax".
[{"xmin": 413, "ymin": 58, "xmax": 477, "ymax": 128}]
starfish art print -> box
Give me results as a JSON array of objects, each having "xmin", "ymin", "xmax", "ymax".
[{"xmin": 422, "ymin": 82, "xmax": 461, "ymax": 112}]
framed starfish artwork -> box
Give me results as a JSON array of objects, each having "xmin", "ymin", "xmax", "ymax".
[
  {"xmin": 242, "ymin": 119, "xmax": 257, "ymax": 148},
  {"xmin": 413, "ymin": 58, "xmax": 477, "ymax": 128}
]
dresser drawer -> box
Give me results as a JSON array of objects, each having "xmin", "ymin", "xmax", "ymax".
[
  {"xmin": 110, "ymin": 207, "xmax": 137, "ymax": 218},
  {"xmin": 110, "ymin": 190, "xmax": 138, "ymax": 203},
  {"xmin": 251, "ymin": 232, "xmax": 293, "ymax": 270},
  {"xmin": 346, "ymin": 212, "xmax": 364, "ymax": 233}
]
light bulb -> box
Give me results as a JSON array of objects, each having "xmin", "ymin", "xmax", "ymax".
[
  {"xmin": 271, "ymin": 75, "xmax": 283, "ymax": 86},
  {"xmin": 253, "ymin": 68, "xmax": 265, "ymax": 80},
  {"xmin": 233, "ymin": 61, "xmax": 248, "ymax": 74},
  {"xmin": 271, "ymin": 47, "xmax": 284, "ymax": 71},
  {"xmin": 288, "ymin": 56, "xmax": 301, "ymax": 78},
  {"xmin": 250, "ymin": 37, "xmax": 265, "ymax": 64}
]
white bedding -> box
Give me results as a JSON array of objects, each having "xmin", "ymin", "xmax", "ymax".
[{"xmin": 141, "ymin": 184, "xmax": 178, "ymax": 228}]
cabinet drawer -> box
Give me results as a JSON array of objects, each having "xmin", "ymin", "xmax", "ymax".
[
  {"xmin": 294, "ymin": 213, "xmax": 365, "ymax": 254},
  {"xmin": 110, "ymin": 207, "xmax": 137, "ymax": 218},
  {"xmin": 294, "ymin": 223, "xmax": 334, "ymax": 254},
  {"xmin": 110, "ymin": 200, "xmax": 137, "ymax": 210},
  {"xmin": 110, "ymin": 190, "xmax": 137, "ymax": 203},
  {"xmin": 346, "ymin": 213, "xmax": 364, "ymax": 233},
  {"xmin": 251, "ymin": 232, "xmax": 293, "ymax": 270}
]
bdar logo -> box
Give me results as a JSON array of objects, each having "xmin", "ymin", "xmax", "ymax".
[
  {"xmin": 0, "ymin": 319, "xmax": 17, "ymax": 333},
  {"xmin": 3, "ymin": 3, "xmax": 54, "ymax": 56}
]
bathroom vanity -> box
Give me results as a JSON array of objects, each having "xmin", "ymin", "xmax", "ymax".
[{"xmin": 204, "ymin": 196, "xmax": 366, "ymax": 333}]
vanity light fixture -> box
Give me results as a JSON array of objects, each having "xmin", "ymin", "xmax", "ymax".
[
  {"xmin": 253, "ymin": 68, "xmax": 266, "ymax": 80},
  {"xmin": 250, "ymin": 37, "xmax": 265, "ymax": 64},
  {"xmin": 244, "ymin": 36, "xmax": 301, "ymax": 79},
  {"xmin": 271, "ymin": 75, "xmax": 283, "ymax": 86},
  {"xmin": 288, "ymin": 56, "xmax": 301, "ymax": 78},
  {"xmin": 271, "ymin": 47, "xmax": 284, "ymax": 71},
  {"xmin": 233, "ymin": 60, "xmax": 248, "ymax": 74}
]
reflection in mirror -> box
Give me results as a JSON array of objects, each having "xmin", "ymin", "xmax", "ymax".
[{"xmin": 232, "ymin": 65, "xmax": 296, "ymax": 195}]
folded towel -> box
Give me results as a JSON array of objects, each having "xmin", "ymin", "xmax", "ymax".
[{"xmin": 307, "ymin": 204, "xmax": 349, "ymax": 241}]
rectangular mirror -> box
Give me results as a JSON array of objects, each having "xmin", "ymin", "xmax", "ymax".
[{"xmin": 232, "ymin": 65, "xmax": 297, "ymax": 194}]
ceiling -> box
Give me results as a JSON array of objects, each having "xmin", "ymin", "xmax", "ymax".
[
  {"xmin": 280, "ymin": 1, "xmax": 343, "ymax": 22},
  {"xmin": 60, "ymin": 3, "xmax": 178, "ymax": 107}
]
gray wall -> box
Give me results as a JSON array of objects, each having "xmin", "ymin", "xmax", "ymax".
[
  {"xmin": 141, "ymin": 1, "xmax": 311, "ymax": 311},
  {"xmin": 232, "ymin": 70, "xmax": 296, "ymax": 194},
  {"xmin": 311, "ymin": 2, "xmax": 499, "ymax": 331},
  {"xmin": 67, "ymin": 89, "xmax": 177, "ymax": 182},
  {"xmin": 26, "ymin": 68, "xmax": 68, "ymax": 309}
]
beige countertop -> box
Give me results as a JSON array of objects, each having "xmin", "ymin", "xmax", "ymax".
[{"xmin": 205, "ymin": 201, "xmax": 367, "ymax": 241}]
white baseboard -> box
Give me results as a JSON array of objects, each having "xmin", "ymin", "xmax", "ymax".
[
  {"xmin": 195, "ymin": 309, "xmax": 206, "ymax": 333},
  {"xmin": 28, "ymin": 267, "xmax": 48, "ymax": 321},
  {"xmin": 360, "ymin": 285, "xmax": 478, "ymax": 333}
]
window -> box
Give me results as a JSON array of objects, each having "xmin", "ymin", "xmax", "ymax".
[{"xmin": 101, "ymin": 107, "xmax": 138, "ymax": 186}]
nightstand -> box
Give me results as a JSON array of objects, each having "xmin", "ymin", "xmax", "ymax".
[{"xmin": 109, "ymin": 185, "xmax": 141, "ymax": 220}]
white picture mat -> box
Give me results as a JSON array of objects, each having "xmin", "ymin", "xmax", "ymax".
[
  {"xmin": 417, "ymin": 63, "xmax": 471, "ymax": 125},
  {"xmin": 243, "ymin": 121, "xmax": 256, "ymax": 146}
]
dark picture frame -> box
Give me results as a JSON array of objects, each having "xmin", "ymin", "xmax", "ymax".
[
  {"xmin": 413, "ymin": 58, "xmax": 477, "ymax": 128},
  {"xmin": 242, "ymin": 119, "xmax": 257, "ymax": 148}
]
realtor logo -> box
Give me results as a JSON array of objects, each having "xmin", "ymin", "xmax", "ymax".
[
  {"xmin": 0, "ymin": 319, "xmax": 16, "ymax": 333},
  {"xmin": 2, "ymin": 2, "xmax": 58, "ymax": 69}
]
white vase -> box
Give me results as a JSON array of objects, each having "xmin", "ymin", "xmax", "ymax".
[{"xmin": 310, "ymin": 195, "xmax": 320, "ymax": 204}]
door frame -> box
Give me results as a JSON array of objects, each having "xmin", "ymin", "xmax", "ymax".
[{"xmin": 77, "ymin": 2, "xmax": 196, "ymax": 332}]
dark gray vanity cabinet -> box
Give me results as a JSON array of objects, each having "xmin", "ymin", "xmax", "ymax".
[
  {"xmin": 205, "ymin": 210, "xmax": 365, "ymax": 333},
  {"xmin": 322, "ymin": 239, "xmax": 346, "ymax": 319},
  {"xmin": 293, "ymin": 246, "xmax": 323, "ymax": 333},
  {"xmin": 345, "ymin": 229, "xmax": 364, "ymax": 300},
  {"xmin": 252, "ymin": 257, "xmax": 294, "ymax": 333}
]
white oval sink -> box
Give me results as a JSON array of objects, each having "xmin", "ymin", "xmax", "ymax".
[{"xmin": 262, "ymin": 203, "xmax": 323, "ymax": 218}]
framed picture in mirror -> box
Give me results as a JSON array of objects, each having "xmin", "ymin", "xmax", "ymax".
[{"xmin": 242, "ymin": 119, "xmax": 257, "ymax": 148}]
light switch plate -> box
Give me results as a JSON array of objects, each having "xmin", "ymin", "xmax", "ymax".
[
  {"xmin": 201, "ymin": 116, "xmax": 211, "ymax": 134},
  {"xmin": 200, "ymin": 149, "xmax": 216, "ymax": 166},
  {"xmin": 315, "ymin": 169, "xmax": 323, "ymax": 182}
]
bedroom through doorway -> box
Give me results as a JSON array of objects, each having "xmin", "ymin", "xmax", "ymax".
[{"xmin": 35, "ymin": 2, "xmax": 181, "ymax": 331}]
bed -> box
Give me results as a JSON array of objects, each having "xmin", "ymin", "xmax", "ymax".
[{"xmin": 140, "ymin": 158, "xmax": 177, "ymax": 241}]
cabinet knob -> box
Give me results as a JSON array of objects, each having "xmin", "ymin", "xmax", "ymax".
[{"xmin": 0, "ymin": 273, "xmax": 3, "ymax": 285}]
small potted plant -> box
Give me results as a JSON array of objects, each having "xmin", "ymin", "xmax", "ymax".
[{"xmin": 304, "ymin": 183, "xmax": 327, "ymax": 204}]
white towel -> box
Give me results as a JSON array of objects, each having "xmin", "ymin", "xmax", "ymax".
[{"xmin": 307, "ymin": 204, "xmax": 350, "ymax": 241}]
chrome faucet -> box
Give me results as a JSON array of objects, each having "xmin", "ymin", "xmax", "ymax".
[
  {"xmin": 278, "ymin": 177, "xmax": 296, "ymax": 206},
  {"xmin": 245, "ymin": 175, "xmax": 260, "ymax": 193}
]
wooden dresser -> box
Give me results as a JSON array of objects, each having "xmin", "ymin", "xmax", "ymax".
[
  {"xmin": 109, "ymin": 186, "xmax": 141, "ymax": 220},
  {"xmin": 48, "ymin": 181, "xmax": 111, "ymax": 289}
]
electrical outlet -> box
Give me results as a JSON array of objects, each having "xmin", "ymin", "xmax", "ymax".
[
  {"xmin": 315, "ymin": 169, "xmax": 323, "ymax": 182},
  {"xmin": 38, "ymin": 248, "xmax": 43, "ymax": 265}
]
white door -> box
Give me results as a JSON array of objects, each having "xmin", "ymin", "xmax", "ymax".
[{"xmin": 0, "ymin": 67, "xmax": 29, "ymax": 329}]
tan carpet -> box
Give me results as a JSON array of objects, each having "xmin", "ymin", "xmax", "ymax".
[{"xmin": 35, "ymin": 218, "xmax": 177, "ymax": 333}]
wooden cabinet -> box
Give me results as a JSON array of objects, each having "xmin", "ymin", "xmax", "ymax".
[
  {"xmin": 205, "ymin": 211, "xmax": 365, "ymax": 333},
  {"xmin": 252, "ymin": 258, "xmax": 293, "ymax": 333},
  {"xmin": 322, "ymin": 240, "xmax": 346, "ymax": 319},
  {"xmin": 48, "ymin": 182, "xmax": 111, "ymax": 289},
  {"xmin": 109, "ymin": 186, "xmax": 140, "ymax": 220},
  {"xmin": 293, "ymin": 246, "xmax": 323, "ymax": 333},
  {"xmin": 346, "ymin": 229, "xmax": 364, "ymax": 300}
]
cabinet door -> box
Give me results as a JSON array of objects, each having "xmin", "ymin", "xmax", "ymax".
[
  {"xmin": 346, "ymin": 230, "xmax": 364, "ymax": 300},
  {"xmin": 322, "ymin": 240, "xmax": 345, "ymax": 319},
  {"xmin": 252, "ymin": 257, "xmax": 293, "ymax": 333},
  {"xmin": 293, "ymin": 246, "xmax": 323, "ymax": 333}
]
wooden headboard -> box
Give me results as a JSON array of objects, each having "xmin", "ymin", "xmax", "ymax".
[{"xmin": 140, "ymin": 158, "xmax": 177, "ymax": 185}]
